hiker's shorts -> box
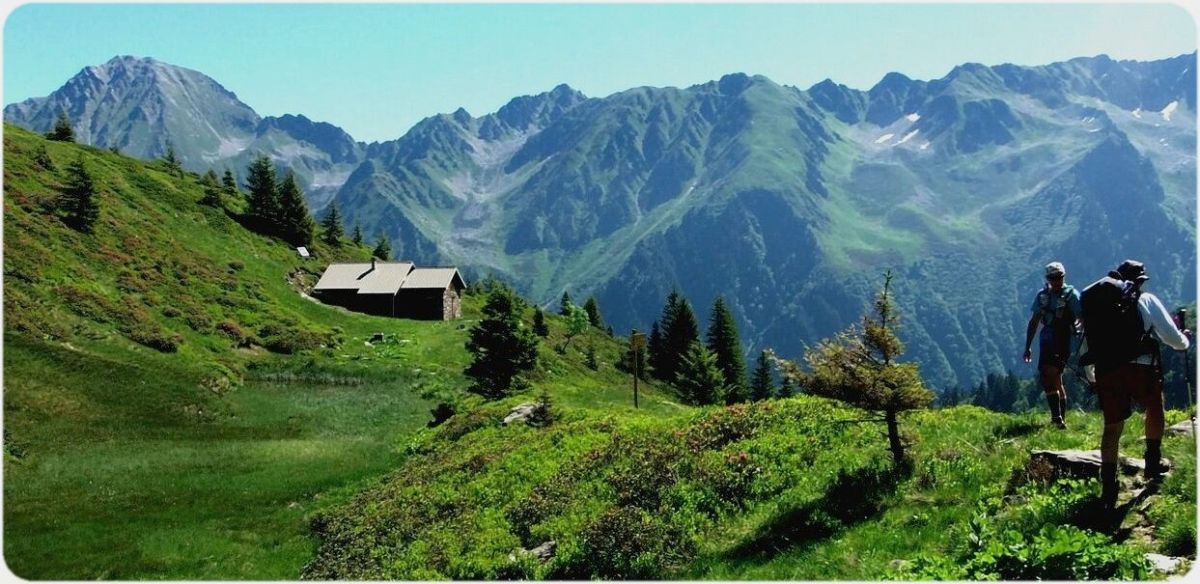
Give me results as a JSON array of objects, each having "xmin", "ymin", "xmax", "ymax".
[
  {"xmin": 1096, "ymin": 363, "xmax": 1163, "ymax": 424},
  {"xmin": 1037, "ymin": 333, "xmax": 1071, "ymax": 374}
]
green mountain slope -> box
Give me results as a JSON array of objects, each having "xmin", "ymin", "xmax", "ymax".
[
  {"xmin": 304, "ymin": 396, "xmax": 1196, "ymax": 580},
  {"xmin": 1, "ymin": 125, "xmax": 676, "ymax": 578}
]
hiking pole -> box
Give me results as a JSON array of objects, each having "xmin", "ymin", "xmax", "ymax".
[{"xmin": 1173, "ymin": 308, "xmax": 1195, "ymax": 429}]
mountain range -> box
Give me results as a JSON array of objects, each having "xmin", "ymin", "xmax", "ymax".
[{"xmin": 6, "ymin": 52, "xmax": 1196, "ymax": 388}]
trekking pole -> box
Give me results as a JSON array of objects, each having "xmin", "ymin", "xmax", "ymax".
[{"xmin": 1173, "ymin": 308, "xmax": 1195, "ymax": 426}]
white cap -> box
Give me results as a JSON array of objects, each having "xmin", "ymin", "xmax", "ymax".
[{"xmin": 1045, "ymin": 262, "xmax": 1065, "ymax": 277}]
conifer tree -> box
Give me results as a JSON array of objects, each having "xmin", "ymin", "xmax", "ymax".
[
  {"xmin": 647, "ymin": 320, "xmax": 664, "ymax": 379},
  {"xmin": 559, "ymin": 291, "xmax": 573, "ymax": 316},
  {"xmin": 583, "ymin": 296, "xmax": 604, "ymax": 329},
  {"xmin": 221, "ymin": 168, "xmax": 239, "ymax": 195},
  {"xmin": 662, "ymin": 293, "xmax": 700, "ymax": 381},
  {"xmin": 464, "ymin": 287, "xmax": 539, "ymax": 399},
  {"xmin": 585, "ymin": 345, "xmax": 599, "ymax": 370},
  {"xmin": 776, "ymin": 376, "xmax": 795, "ymax": 399},
  {"xmin": 62, "ymin": 155, "xmax": 99, "ymax": 232},
  {"xmin": 199, "ymin": 169, "xmax": 222, "ymax": 206},
  {"xmin": 278, "ymin": 171, "xmax": 316, "ymax": 246},
  {"xmin": 533, "ymin": 306, "xmax": 550, "ymax": 337},
  {"xmin": 163, "ymin": 141, "xmax": 183, "ymax": 176},
  {"xmin": 33, "ymin": 145, "xmax": 56, "ymax": 171},
  {"xmin": 706, "ymin": 296, "xmax": 747, "ymax": 403},
  {"xmin": 321, "ymin": 204, "xmax": 345, "ymax": 246},
  {"xmin": 676, "ymin": 342, "xmax": 727, "ymax": 405},
  {"xmin": 750, "ymin": 350, "xmax": 775, "ymax": 401},
  {"xmin": 773, "ymin": 271, "xmax": 933, "ymax": 464},
  {"xmin": 351, "ymin": 223, "xmax": 364, "ymax": 246},
  {"xmin": 372, "ymin": 233, "xmax": 392, "ymax": 260},
  {"xmin": 245, "ymin": 155, "xmax": 280, "ymax": 234},
  {"xmin": 47, "ymin": 111, "xmax": 75, "ymax": 142}
]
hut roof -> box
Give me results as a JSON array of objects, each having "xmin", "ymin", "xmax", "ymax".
[
  {"xmin": 313, "ymin": 261, "xmax": 415, "ymax": 295},
  {"xmin": 400, "ymin": 267, "xmax": 465, "ymax": 290}
]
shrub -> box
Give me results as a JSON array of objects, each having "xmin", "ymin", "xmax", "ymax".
[
  {"xmin": 126, "ymin": 323, "xmax": 182, "ymax": 353},
  {"xmin": 557, "ymin": 506, "xmax": 694, "ymax": 579},
  {"xmin": 217, "ymin": 320, "xmax": 249, "ymax": 346},
  {"xmin": 257, "ymin": 321, "xmax": 333, "ymax": 354}
]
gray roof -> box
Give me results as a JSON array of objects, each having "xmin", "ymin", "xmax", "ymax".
[
  {"xmin": 400, "ymin": 268, "xmax": 465, "ymax": 290},
  {"xmin": 313, "ymin": 261, "xmax": 414, "ymax": 295}
]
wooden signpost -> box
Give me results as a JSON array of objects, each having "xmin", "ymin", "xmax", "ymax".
[{"xmin": 630, "ymin": 329, "xmax": 645, "ymax": 409}]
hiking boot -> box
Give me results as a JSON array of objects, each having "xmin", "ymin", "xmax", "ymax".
[
  {"xmin": 1045, "ymin": 394, "xmax": 1062, "ymax": 427},
  {"xmin": 1100, "ymin": 463, "xmax": 1119, "ymax": 509},
  {"xmin": 1144, "ymin": 439, "xmax": 1166, "ymax": 481},
  {"xmin": 1052, "ymin": 418, "xmax": 1067, "ymax": 430}
]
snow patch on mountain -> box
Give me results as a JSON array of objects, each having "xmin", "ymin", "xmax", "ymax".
[
  {"xmin": 1161, "ymin": 101, "xmax": 1178, "ymax": 121},
  {"xmin": 874, "ymin": 133, "xmax": 895, "ymax": 144},
  {"xmin": 896, "ymin": 129, "xmax": 920, "ymax": 145}
]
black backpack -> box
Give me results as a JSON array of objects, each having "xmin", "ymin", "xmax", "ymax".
[{"xmin": 1079, "ymin": 276, "xmax": 1153, "ymax": 372}]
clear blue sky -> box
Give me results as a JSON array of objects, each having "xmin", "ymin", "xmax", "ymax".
[{"xmin": 4, "ymin": 3, "xmax": 1196, "ymax": 142}]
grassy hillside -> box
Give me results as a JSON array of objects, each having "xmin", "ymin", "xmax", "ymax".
[
  {"xmin": 2, "ymin": 125, "xmax": 676, "ymax": 578},
  {"xmin": 305, "ymin": 398, "xmax": 1196, "ymax": 580}
]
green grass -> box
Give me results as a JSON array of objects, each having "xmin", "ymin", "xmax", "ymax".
[{"xmin": 3, "ymin": 125, "xmax": 680, "ymax": 579}]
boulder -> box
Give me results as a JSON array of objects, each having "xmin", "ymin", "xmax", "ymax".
[
  {"xmin": 503, "ymin": 403, "xmax": 539, "ymax": 426},
  {"xmin": 1166, "ymin": 420, "xmax": 1194, "ymax": 436},
  {"xmin": 508, "ymin": 540, "xmax": 556, "ymax": 563},
  {"xmin": 1029, "ymin": 449, "xmax": 1170, "ymax": 480},
  {"xmin": 1144, "ymin": 553, "xmax": 1186, "ymax": 575}
]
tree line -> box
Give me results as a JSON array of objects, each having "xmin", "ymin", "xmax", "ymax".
[{"xmin": 42, "ymin": 111, "xmax": 399, "ymax": 258}]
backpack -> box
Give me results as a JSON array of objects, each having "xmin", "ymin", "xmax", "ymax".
[
  {"xmin": 1036, "ymin": 284, "xmax": 1077, "ymax": 329},
  {"xmin": 1079, "ymin": 276, "xmax": 1154, "ymax": 372}
]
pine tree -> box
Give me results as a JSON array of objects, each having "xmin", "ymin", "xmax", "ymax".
[
  {"xmin": 773, "ymin": 271, "xmax": 933, "ymax": 464},
  {"xmin": 245, "ymin": 155, "xmax": 280, "ymax": 235},
  {"xmin": 278, "ymin": 171, "xmax": 316, "ymax": 246},
  {"xmin": 676, "ymin": 342, "xmax": 727, "ymax": 405},
  {"xmin": 533, "ymin": 306, "xmax": 550, "ymax": 337},
  {"xmin": 776, "ymin": 376, "xmax": 795, "ymax": 399},
  {"xmin": 464, "ymin": 287, "xmax": 539, "ymax": 399},
  {"xmin": 221, "ymin": 168, "xmax": 239, "ymax": 195},
  {"xmin": 647, "ymin": 320, "xmax": 664, "ymax": 379},
  {"xmin": 33, "ymin": 145, "xmax": 56, "ymax": 171},
  {"xmin": 351, "ymin": 223, "xmax": 364, "ymax": 246},
  {"xmin": 559, "ymin": 291, "xmax": 573, "ymax": 316},
  {"xmin": 47, "ymin": 111, "xmax": 75, "ymax": 142},
  {"xmin": 750, "ymin": 350, "xmax": 775, "ymax": 401},
  {"xmin": 163, "ymin": 141, "xmax": 183, "ymax": 176},
  {"xmin": 321, "ymin": 204, "xmax": 345, "ymax": 246},
  {"xmin": 662, "ymin": 293, "xmax": 700, "ymax": 382},
  {"xmin": 62, "ymin": 155, "xmax": 99, "ymax": 232},
  {"xmin": 583, "ymin": 296, "xmax": 604, "ymax": 329},
  {"xmin": 585, "ymin": 345, "xmax": 599, "ymax": 370},
  {"xmin": 706, "ymin": 296, "xmax": 748, "ymax": 403},
  {"xmin": 372, "ymin": 234, "xmax": 392, "ymax": 260},
  {"xmin": 199, "ymin": 169, "xmax": 222, "ymax": 206}
]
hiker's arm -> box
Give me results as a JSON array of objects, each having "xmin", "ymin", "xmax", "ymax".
[
  {"xmin": 1024, "ymin": 313, "xmax": 1040, "ymax": 362},
  {"xmin": 1142, "ymin": 295, "xmax": 1190, "ymax": 351}
]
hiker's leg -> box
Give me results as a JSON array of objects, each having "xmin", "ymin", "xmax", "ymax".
[
  {"xmin": 1139, "ymin": 365, "xmax": 1166, "ymax": 478},
  {"xmin": 1042, "ymin": 365, "xmax": 1065, "ymax": 425},
  {"xmin": 1096, "ymin": 368, "xmax": 1130, "ymax": 507}
]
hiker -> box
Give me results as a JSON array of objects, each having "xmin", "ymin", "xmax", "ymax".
[
  {"xmin": 1079, "ymin": 260, "xmax": 1191, "ymax": 508},
  {"xmin": 1023, "ymin": 261, "xmax": 1082, "ymax": 428}
]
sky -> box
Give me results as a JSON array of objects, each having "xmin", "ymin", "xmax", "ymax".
[{"xmin": 3, "ymin": 2, "xmax": 1197, "ymax": 142}]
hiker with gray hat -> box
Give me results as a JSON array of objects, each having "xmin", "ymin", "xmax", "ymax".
[
  {"xmin": 1023, "ymin": 261, "xmax": 1082, "ymax": 429},
  {"xmin": 1079, "ymin": 259, "xmax": 1191, "ymax": 508}
]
